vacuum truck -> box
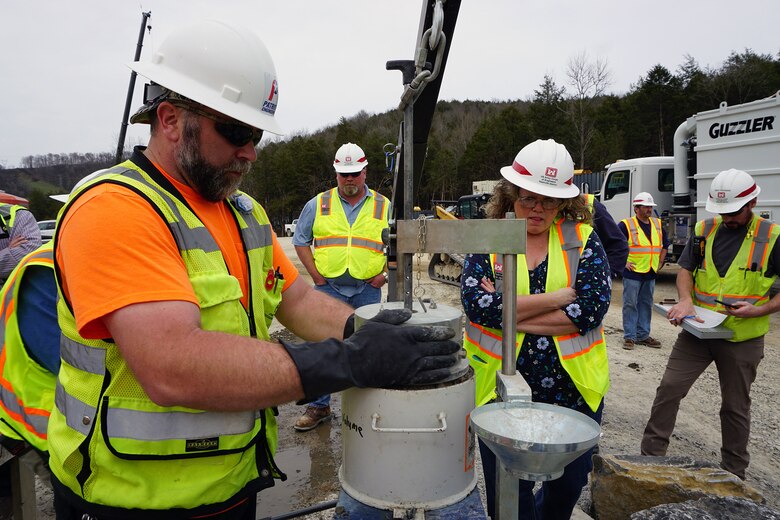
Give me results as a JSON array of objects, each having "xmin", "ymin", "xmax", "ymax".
[{"xmin": 599, "ymin": 91, "xmax": 780, "ymax": 263}]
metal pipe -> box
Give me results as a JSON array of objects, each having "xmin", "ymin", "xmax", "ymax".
[
  {"xmin": 115, "ymin": 11, "xmax": 151, "ymax": 164},
  {"xmin": 402, "ymin": 102, "xmax": 415, "ymax": 310},
  {"xmin": 260, "ymin": 499, "xmax": 338, "ymax": 520},
  {"xmin": 501, "ymin": 212, "xmax": 518, "ymax": 375}
]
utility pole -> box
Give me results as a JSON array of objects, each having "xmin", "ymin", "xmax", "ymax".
[{"xmin": 115, "ymin": 11, "xmax": 152, "ymax": 164}]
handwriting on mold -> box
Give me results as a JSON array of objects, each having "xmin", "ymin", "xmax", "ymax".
[{"xmin": 342, "ymin": 414, "xmax": 363, "ymax": 438}]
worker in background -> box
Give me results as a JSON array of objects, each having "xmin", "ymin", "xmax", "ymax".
[
  {"xmin": 0, "ymin": 170, "xmax": 107, "ymax": 456},
  {"xmin": 462, "ymin": 139, "xmax": 611, "ymax": 520},
  {"xmin": 291, "ymin": 142, "xmax": 389, "ymax": 431},
  {"xmin": 618, "ymin": 192, "xmax": 668, "ymax": 350},
  {"xmin": 48, "ymin": 20, "xmax": 459, "ymax": 519},
  {"xmin": 642, "ymin": 169, "xmax": 780, "ymax": 480},
  {"xmin": 0, "ymin": 242, "xmax": 57, "ymax": 507},
  {"xmin": 582, "ymin": 193, "xmax": 629, "ymax": 278},
  {"xmin": 0, "ymin": 202, "xmax": 41, "ymax": 285}
]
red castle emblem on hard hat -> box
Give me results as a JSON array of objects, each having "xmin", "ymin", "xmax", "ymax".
[
  {"xmin": 545, "ymin": 167, "xmax": 558, "ymax": 178},
  {"xmin": 345, "ymin": 155, "xmax": 353, "ymax": 163},
  {"xmin": 717, "ymin": 191, "xmax": 726, "ymax": 199}
]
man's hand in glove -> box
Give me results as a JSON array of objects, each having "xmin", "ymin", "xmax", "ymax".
[{"xmin": 280, "ymin": 308, "xmax": 461, "ymax": 401}]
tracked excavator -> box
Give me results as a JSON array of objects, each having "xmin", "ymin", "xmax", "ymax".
[{"xmin": 427, "ymin": 192, "xmax": 490, "ymax": 286}]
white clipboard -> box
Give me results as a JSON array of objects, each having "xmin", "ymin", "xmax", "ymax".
[{"xmin": 654, "ymin": 303, "xmax": 733, "ymax": 339}]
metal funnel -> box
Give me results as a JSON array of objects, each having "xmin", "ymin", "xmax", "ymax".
[{"xmin": 470, "ymin": 401, "xmax": 601, "ymax": 481}]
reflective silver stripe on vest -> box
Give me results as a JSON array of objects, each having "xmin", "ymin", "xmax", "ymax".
[
  {"xmin": 559, "ymin": 221, "xmax": 583, "ymax": 288},
  {"xmin": 55, "ymin": 382, "xmax": 97, "ymax": 436},
  {"xmin": 58, "ymin": 336, "xmax": 258, "ymax": 440},
  {"xmin": 694, "ymin": 290, "xmax": 767, "ymax": 306},
  {"xmin": 106, "ymin": 407, "xmax": 257, "ymax": 441},
  {"xmin": 556, "ymin": 328, "xmax": 604, "ymax": 359},
  {"xmin": 320, "ymin": 190, "xmax": 332, "ymax": 216},
  {"xmin": 466, "ymin": 320, "xmax": 602, "ymax": 360},
  {"xmin": 748, "ymin": 219, "xmax": 774, "ymax": 269},
  {"xmin": 120, "ymin": 169, "xmax": 220, "ymax": 254},
  {"xmin": 465, "ymin": 321, "xmax": 505, "ymax": 358},
  {"xmin": 239, "ymin": 217, "xmax": 273, "ymax": 252},
  {"xmin": 0, "ymin": 379, "xmax": 49, "ymax": 435},
  {"xmin": 60, "ymin": 336, "xmax": 107, "ymax": 375},
  {"xmin": 350, "ymin": 237, "xmax": 384, "ymax": 253},
  {"xmin": 373, "ymin": 194, "xmax": 386, "ymax": 220},
  {"xmin": 313, "ymin": 237, "xmax": 349, "ymax": 248}
]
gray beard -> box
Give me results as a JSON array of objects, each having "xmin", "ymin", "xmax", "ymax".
[
  {"xmin": 176, "ymin": 116, "xmax": 250, "ymax": 202},
  {"xmin": 342, "ymin": 185, "xmax": 360, "ymax": 197}
]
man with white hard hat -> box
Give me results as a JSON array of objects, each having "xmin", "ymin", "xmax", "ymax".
[
  {"xmin": 290, "ymin": 142, "xmax": 389, "ymax": 432},
  {"xmin": 642, "ymin": 168, "xmax": 780, "ymax": 479},
  {"xmin": 48, "ymin": 20, "xmax": 459, "ymax": 519},
  {"xmin": 618, "ymin": 192, "xmax": 669, "ymax": 350}
]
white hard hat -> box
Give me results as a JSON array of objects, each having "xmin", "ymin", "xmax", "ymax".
[
  {"xmin": 499, "ymin": 139, "xmax": 579, "ymax": 199},
  {"xmin": 50, "ymin": 169, "xmax": 111, "ymax": 203},
  {"xmin": 632, "ymin": 192, "xmax": 656, "ymax": 207},
  {"xmin": 333, "ymin": 143, "xmax": 368, "ymax": 173},
  {"xmin": 705, "ymin": 168, "xmax": 760, "ymax": 214},
  {"xmin": 129, "ymin": 20, "xmax": 282, "ymax": 135}
]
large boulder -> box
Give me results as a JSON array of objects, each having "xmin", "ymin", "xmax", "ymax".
[
  {"xmin": 631, "ymin": 495, "xmax": 780, "ymax": 519},
  {"xmin": 590, "ymin": 454, "xmax": 764, "ymax": 520}
]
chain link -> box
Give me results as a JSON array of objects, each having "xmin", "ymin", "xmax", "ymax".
[
  {"xmin": 414, "ymin": 216, "xmax": 427, "ymax": 299},
  {"xmin": 398, "ymin": 0, "xmax": 448, "ymax": 110}
]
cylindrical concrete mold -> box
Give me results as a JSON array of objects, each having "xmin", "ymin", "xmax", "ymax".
[{"xmin": 339, "ymin": 302, "xmax": 476, "ymax": 510}]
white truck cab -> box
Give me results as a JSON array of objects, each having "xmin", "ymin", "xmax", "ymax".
[{"xmin": 599, "ymin": 157, "xmax": 674, "ymax": 223}]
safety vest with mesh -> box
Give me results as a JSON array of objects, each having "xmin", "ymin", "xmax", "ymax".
[
  {"xmin": 48, "ymin": 162, "xmax": 285, "ymax": 512},
  {"xmin": 583, "ymin": 193, "xmax": 595, "ymax": 211},
  {"xmin": 0, "ymin": 204, "xmax": 25, "ymax": 235},
  {"xmin": 463, "ymin": 219, "xmax": 610, "ymax": 412},
  {"xmin": 692, "ymin": 216, "xmax": 780, "ymax": 343},
  {"xmin": 621, "ymin": 216, "xmax": 662, "ymax": 273},
  {"xmin": 312, "ymin": 187, "xmax": 388, "ymax": 279},
  {"xmin": 0, "ymin": 243, "xmax": 56, "ymax": 453}
]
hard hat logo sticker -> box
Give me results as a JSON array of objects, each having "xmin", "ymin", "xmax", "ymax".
[
  {"xmin": 545, "ymin": 167, "xmax": 558, "ymax": 178},
  {"xmin": 717, "ymin": 191, "xmax": 726, "ymax": 200},
  {"xmin": 262, "ymin": 75, "xmax": 278, "ymax": 115}
]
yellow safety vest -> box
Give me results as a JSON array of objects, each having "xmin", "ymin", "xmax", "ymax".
[
  {"xmin": 0, "ymin": 243, "xmax": 56, "ymax": 452},
  {"xmin": 48, "ymin": 162, "xmax": 285, "ymax": 512},
  {"xmin": 693, "ymin": 216, "xmax": 779, "ymax": 342},
  {"xmin": 312, "ymin": 188, "xmax": 388, "ymax": 279},
  {"xmin": 621, "ymin": 216, "xmax": 662, "ymax": 273},
  {"xmin": 0, "ymin": 204, "xmax": 24, "ymax": 235},
  {"xmin": 463, "ymin": 219, "xmax": 610, "ymax": 412},
  {"xmin": 583, "ymin": 193, "xmax": 595, "ymax": 211}
]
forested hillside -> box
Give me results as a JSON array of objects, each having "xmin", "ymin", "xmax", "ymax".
[{"xmin": 2, "ymin": 49, "xmax": 778, "ymax": 229}]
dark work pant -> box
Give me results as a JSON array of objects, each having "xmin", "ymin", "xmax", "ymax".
[
  {"xmin": 479, "ymin": 402, "xmax": 603, "ymax": 520},
  {"xmin": 641, "ymin": 331, "xmax": 764, "ymax": 479}
]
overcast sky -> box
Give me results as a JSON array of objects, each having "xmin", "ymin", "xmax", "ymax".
[{"xmin": 1, "ymin": 0, "xmax": 778, "ymax": 169}]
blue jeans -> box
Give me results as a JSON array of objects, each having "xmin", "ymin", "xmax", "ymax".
[
  {"xmin": 479, "ymin": 402, "xmax": 603, "ymax": 520},
  {"xmin": 622, "ymin": 277, "xmax": 655, "ymax": 341},
  {"xmin": 308, "ymin": 281, "xmax": 382, "ymax": 409}
]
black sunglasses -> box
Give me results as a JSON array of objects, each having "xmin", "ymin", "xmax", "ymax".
[
  {"xmin": 338, "ymin": 171, "xmax": 363, "ymax": 178},
  {"xmin": 171, "ymin": 101, "xmax": 263, "ymax": 147}
]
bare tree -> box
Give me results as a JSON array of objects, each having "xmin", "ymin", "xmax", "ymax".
[{"xmin": 562, "ymin": 52, "xmax": 612, "ymax": 168}]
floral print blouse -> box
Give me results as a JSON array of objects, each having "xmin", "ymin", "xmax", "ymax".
[{"xmin": 460, "ymin": 231, "xmax": 611, "ymax": 413}]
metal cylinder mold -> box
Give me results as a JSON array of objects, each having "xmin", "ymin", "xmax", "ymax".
[{"xmin": 339, "ymin": 301, "xmax": 476, "ymax": 510}]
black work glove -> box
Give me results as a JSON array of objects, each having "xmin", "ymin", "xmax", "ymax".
[{"xmin": 280, "ymin": 308, "xmax": 461, "ymax": 401}]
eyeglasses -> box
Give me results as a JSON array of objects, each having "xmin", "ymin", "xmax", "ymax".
[
  {"xmin": 170, "ymin": 100, "xmax": 263, "ymax": 147},
  {"xmin": 517, "ymin": 196, "xmax": 561, "ymax": 210},
  {"xmin": 338, "ymin": 171, "xmax": 363, "ymax": 178}
]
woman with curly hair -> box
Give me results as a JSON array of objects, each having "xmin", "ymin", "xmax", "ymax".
[{"xmin": 461, "ymin": 139, "xmax": 612, "ymax": 519}]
